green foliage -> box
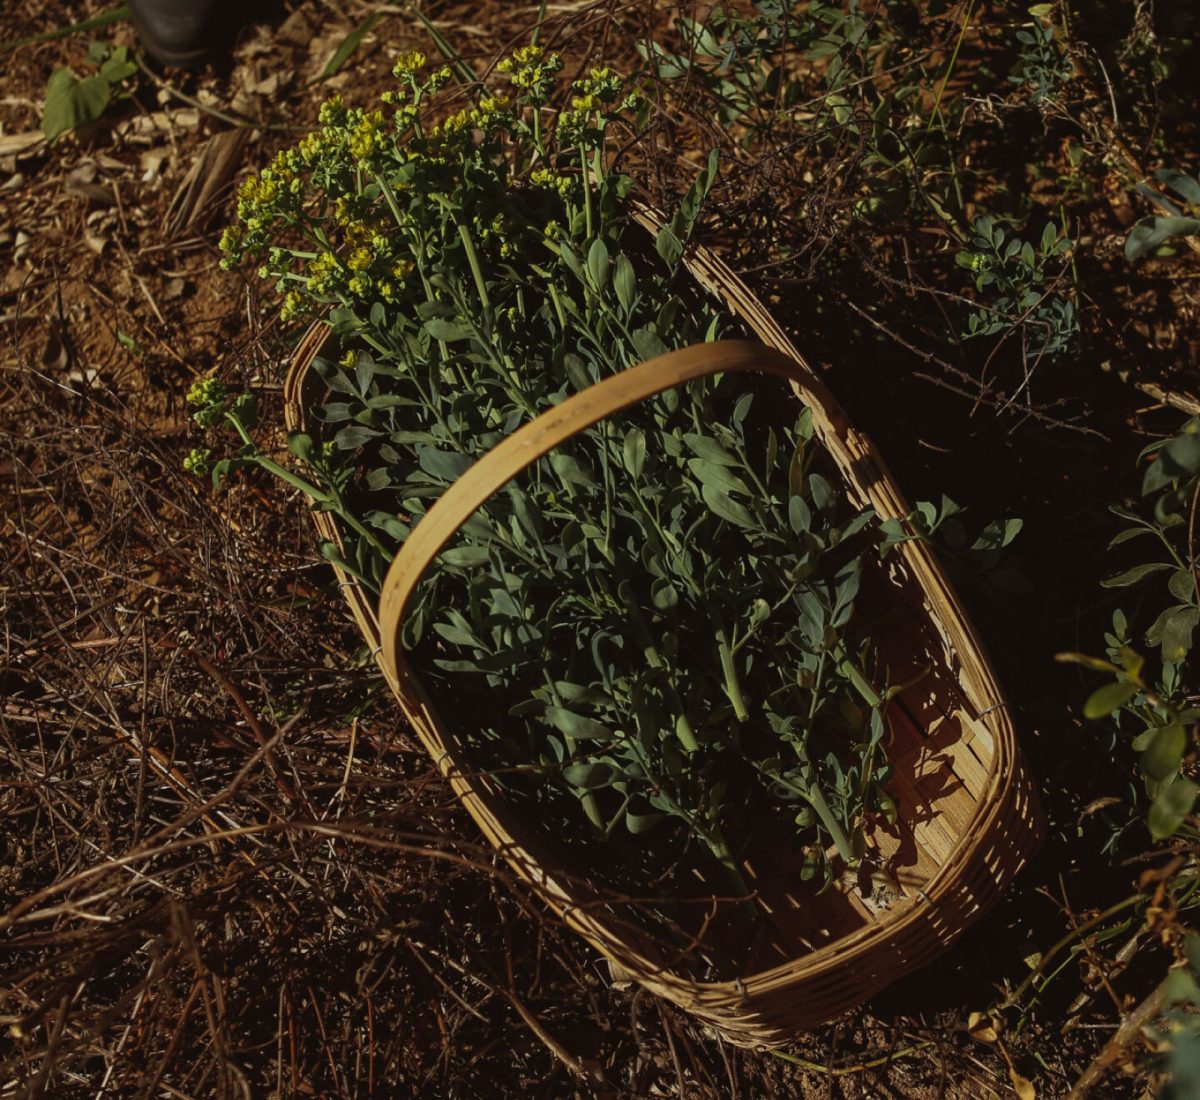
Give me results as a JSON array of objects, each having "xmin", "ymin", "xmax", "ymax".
[
  {"xmin": 42, "ymin": 40, "xmax": 137, "ymax": 142},
  {"xmin": 638, "ymin": 0, "xmax": 877, "ymax": 135},
  {"xmin": 1157, "ymin": 940, "xmax": 1200, "ymax": 1100},
  {"xmin": 956, "ymin": 215, "xmax": 1077, "ymax": 363},
  {"xmin": 639, "ymin": 0, "xmax": 952, "ymax": 233},
  {"xmin": 1064, "ymin": 416, "xmax": 1200, "ymax": 846},
  {"xmin": 205, "ymin": 45, "xmax": 907, "ymax": 908},
  {"xmin": 879, "ymin": 495, "xmax": 1027, "ymax": 593},
  {"xmin": 1008, "ymin": 18, "xmax": 1073, "ymax": 104},
  {"xmin": 1125, "ymin": 166, "xmax": 1200, "ymax": 262}
]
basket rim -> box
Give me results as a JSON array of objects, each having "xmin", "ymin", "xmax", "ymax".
[{"xmin": 280, "ymin": 210, "xmax": 1032, "ymax": 1011}]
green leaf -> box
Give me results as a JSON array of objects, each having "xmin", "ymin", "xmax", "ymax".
[
  {"xmin": 789, "ymin": 495, "xmax": 811, "ymax": 534},
  {"xmin": 625, "ymin": 809, "xmax": 668, "ymax": 834},
  {"xmin": 287, "ymin": 431, "xmax": 314, "ymax": 461},
  {"xmin": 1170, "ymin": 569, "xmax": 1196, "ymax": 603},
  {"xmin": 440, "ymin": 545, "xmax": 491, "ymax": 567},
  {"xmin": 1083, "ymin": 679, "xmax": 1138, "ymax": 719},
  {"xmin": 972, "ymin": 517, "xmax": 1023, "ymax": 551},
  {"xmin": 631, "ymin": 326, "xmax": 668, "ymax": 362},
  {"xmin": 1108, "ymin": 527, "xmax": 1155, "ymax": 549},
  {"xmin": 423, "ymin": 318, "xmax": 473, "ymax": 342},
  {"xmin": 1153, "ymin": 168, "xmax": 1200, "ymax": 207},
  {"xmin": 614, "ymin": 254, "xmax": 636, "ymax": 312},
  {"xmin": 419, "ymin": 448, "xmax": 473, "ymax": 482},
  {"xmin": 1100, "ymin": 562, "xmax": 1173, "ymax": 588},
  {"xmin": 334, "ymin": 425, "xmax": 381, "ymax": 449},
  {"xmin": 433, "ymin": 621, "xmax": 481, "ymax": 647},
  {"xmin": 622, "ymin": 428, "xmax": 646, "ymax": 480},
  {"xmin": 43, "ymin": 69, "xmax": 111, "ymax": 141},
  {"xmin": 650, "ymin": 577, "xmax": 678, "ymax": 610},
  {"xmin": 1162, "ymin": 606, "xmax": 1200, "ymax": 663},
  {"xmin": 98, "ymin": 53, "xmax": 136, "ymax": 84},
  {"xmin": 1125, "ymin": 216, "xmax": 1200, "ymax": 261},
  {"xmin": 809, "ymin": 473, "xmax": 835, "ymax": 512},
  {"xmin": 1164, "ymin": 431, "xmax": 1200, "ymax": 475},
  {"xmin": 314, "ymin": 12, "xmax": 383, "ymax": 83},
  {"xmin": 683, "ymin": 433, "xmax": 737, "ymax": 466},
  {"xmin": 563, "ymin": 762, "xmax": 615, "ymax": 790},
  {"xmin": 1142, "ymin": 722, "xmax": 1188, "ymax": 782},
  {"xmin": 1149, "ymin": 777, "xmax": 1198, "ymax": 840},
  {"xmin": 655, "ymin": 226, "xmax": 683, "ymax": 269},
  {"xmin": 586, "ymin": 238, "xmax": 610, "ymax": 291},
  {"xmin": 549, "ymin": 452, "xmax": 596, "ymax": 488},
  {"xmin": 702, "ymin": 482, "xmax": 755, "ymax": 528},
  {"xmin": 1162, "ymin": 967, "xmax": 1200, "ymax": 1009},
  {"xmin": 688, "ymin": 458, "xmax": 750, "ymax": 496},
  {"xmin": 544, "ymin": 706, "xmax": 614, "ymax": 741}
]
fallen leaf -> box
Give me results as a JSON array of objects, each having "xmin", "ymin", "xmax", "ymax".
[
  {"xmin": 1008, "ymin": 1066, "xmax": 1036, "ymax": 1100},
  {"xmin": 140, "ymin": 148, "xmax": 170, "ymax": 183},
  {"xmin": 968, "ymin": 1011, "xmax": 999, "ymax": 1043},
  {"xmin": 66, "ymin": 165, "xmax": 115, "ymax": 205},
  {"xmin": 0, "ymin": 131, "xmax": 43, "ymax": 157}
]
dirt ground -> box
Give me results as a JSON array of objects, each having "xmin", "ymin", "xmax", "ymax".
[{"xmin": 2, "ymin": 1, "xmax": 1196, "ymax": 1097}]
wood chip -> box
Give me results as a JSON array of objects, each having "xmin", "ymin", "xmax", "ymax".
[
  {"xmin": 117, "ymin": 109, "xmax": 201, "ymax": 141},
  {"xmin": 0, "ymin": 131, "xmax": 43, "ymax": 158}
]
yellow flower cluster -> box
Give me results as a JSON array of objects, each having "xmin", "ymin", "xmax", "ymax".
[
  {"xmin": 318, "ymin": 94, "xmax": 347, "ymax": 127},
  {"xmin": 497, "ymin": 44, "xmax": 563, "ymax": 98},
  {"xmin": 186, "ymin": 376, "xmax": 226, "ymax": 408},
  {"xmin": 221, "ymin": 39, "xmax": 643, "ymax": 340},
  {"xmin": 347, "ymin": 246, "xmax": 374, "ymax": 272},
  {"xmin": 185, "ymin": 376, "xmax": 228, "ymax": 427},
  {"xmin": 306, "ymin": 251, "xmax": 343, "ymax": 295},
  {"xmin": 392, "ymin": 50, "xmax": 426, "ymax": 78},
  {"xmin": 279, "ymin": 289, "xmax": 306, "ymax": 323},
  {"xmin": 531, "ymin": 167, "xmax": 576, "ymax": 199},
  {"xmin": 555, "ymin": 65, "xmax": 636, "ymax": 146},
  {"xmin": 183, "ymin": 447, "xmax": 211, "ymax": 475},
  {"xmin": 347, "ymin": 109, "xmax": 387, "ymax": 164},
  {"xmin": 497, "ymin": 44, "xmax": 544, "ymax": 73}
]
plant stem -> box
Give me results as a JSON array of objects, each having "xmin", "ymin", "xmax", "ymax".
[
  {"xmin": 224, "ymin": 412, "xmax": 394, "ymax": 564},
  {"xmin": 716, "ymin": 627, "xmax": 750, "ymax": 721},
  {"xmin": 802, "ymin": 770, "xmax": 856, "ymax": 864}
]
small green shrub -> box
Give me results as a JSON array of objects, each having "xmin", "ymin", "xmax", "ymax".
[
  {"xmin": 1008, "ymin": 17, "xmax": 1073, "ymax": 104},
  {"xmin": 956, "ymin": 215, "xmax": 1077, "ymax": 363}
]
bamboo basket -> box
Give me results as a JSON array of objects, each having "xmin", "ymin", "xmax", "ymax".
[{"xmin": 282, "ymin": 213, "xmax": 1044, "ymax": 1048}]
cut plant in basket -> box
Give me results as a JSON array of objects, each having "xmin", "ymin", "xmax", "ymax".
[
  {"xmin": 198, "ymin": 43, "xmax": 892, "ymax": 913},
  {"xmin": 191, "ymin": 43, "xmax": 1041, "ymax": 1042}
]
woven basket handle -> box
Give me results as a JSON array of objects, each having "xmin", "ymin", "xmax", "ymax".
[{"xmin": 378, "ymin": 339, "xmax": 834, "ymax": 682}]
